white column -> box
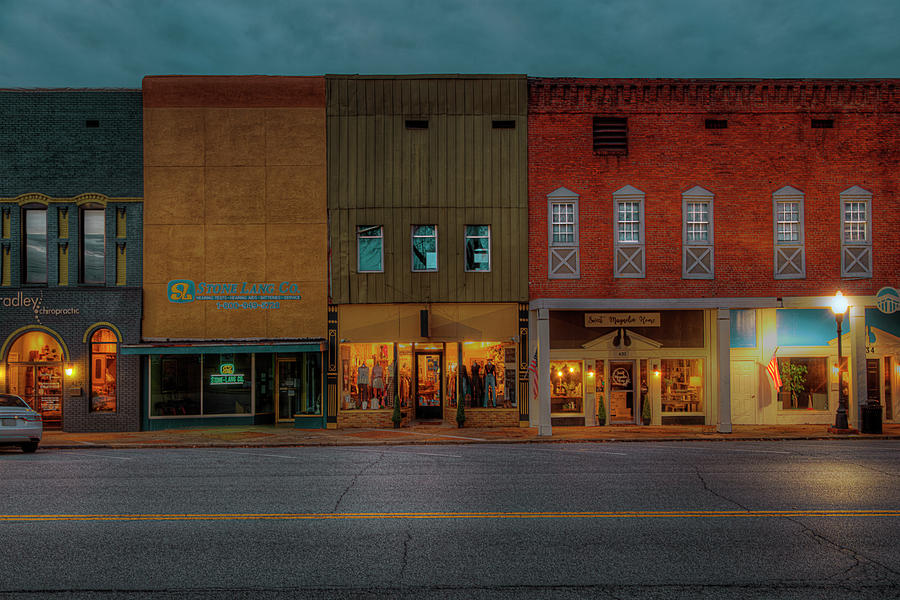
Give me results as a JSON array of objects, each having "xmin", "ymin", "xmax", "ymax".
[
  {"xmin": 537, "ymin": 308, "xmax": 552, "ymax": 436},
  {"xmin": 716, "ymin": 308, "xmax": 733, "ymax": 433},
  {"xmin": 848, "ymin": 306, "xmax": 867, "ymax": 428}
]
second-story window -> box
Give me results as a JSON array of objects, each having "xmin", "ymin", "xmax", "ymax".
[
  {"xmin": 411, "ymin": 225, "xmax": 437, "ymax": 272},
  {"xmin": 464, "ymin": 225, "xmax": 491, "ymax": 272},
  {"xmin": 682, "ymin": 186, "xmax": 714, "ymax": 279},
  {"xmin": 613, "ymin": 185, "xmax": 645, "ymax": 278},
  {"xmin": 547, "ymin": 187, "xmax": 580, "ymax": 279},
  {"xmin": 357, "ymin": 225, "xmax": 384, "ymax": 273},
  {"xmin": 23, "ymin": 208, "xmax": 47, "ymax": 284},
  {"xmin": 81, "ymin": 208, "xmax": 105, "ymax": 284},
  {"xmin": 773, "ymin": 186, "xmax": 805, "ymax": 279},
  {"xmin": 840, "ymin": 185, "xmax": 872, "ymax": 278},
  {"xmin": 551, "ymin": 203, "xmax": 576, "ymax": 245},
  {"xmin": 617, "ymin": 201, "xmax": 641, "ymax": 243}
]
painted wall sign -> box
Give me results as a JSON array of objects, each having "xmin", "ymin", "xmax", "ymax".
[
  {"xmin": 167, "ymin": 279, "xmax": 302, "ymax": 310},
  {"xmin": 585, "ymin": 312, "xmax": 660, "ymax": 327},
  {"xmin": 876, "ymin": 287, "xmax": 900, "ymax": 314}
]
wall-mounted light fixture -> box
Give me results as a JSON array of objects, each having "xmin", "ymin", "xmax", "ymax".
[{"xmin": 65, "ymin": 365, "xmax": 75, "ymax": 377}]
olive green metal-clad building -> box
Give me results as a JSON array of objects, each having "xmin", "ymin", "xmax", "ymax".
[{"xmin": 326, "ymin": 75, "xmax": 529, "ymax": 429}]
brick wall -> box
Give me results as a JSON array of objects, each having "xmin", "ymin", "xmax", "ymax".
[
  {"xmin": 528, "ymin": 79, "xmax": 900, "ymax": 299},
  {"xmin": 0, "ymin": 90, "xmax": 143, "ymax": 198}
]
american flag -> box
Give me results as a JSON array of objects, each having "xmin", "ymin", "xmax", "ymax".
[
  {"xmin": 766, "ymin": 351, "xmax": 782, "ymax": 390},
  {"xmin": 529, "ymin": 348, "xmax": 539, "ymax": 400}
]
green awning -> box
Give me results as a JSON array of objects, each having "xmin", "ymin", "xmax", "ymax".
[{"xmin": 121, "ymin": 342, "xmax": 323, "ymax": 356}]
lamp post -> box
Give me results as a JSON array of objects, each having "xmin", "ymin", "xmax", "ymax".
[{"xmin": 831, "ymin": 291, "xmax": 849, "ymax": 430}]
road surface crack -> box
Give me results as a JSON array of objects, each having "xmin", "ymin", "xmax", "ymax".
[
  {"xmin": 332, "ymin": 451, "xmax": 384, "ymax": 513},
  {"xmin": 694, "ymin": 467, "xmax": 750, "ymax": 510},
  {"xmin": 399, "ymin": 529, "xmax": 412, "ymax": 585},
  {"xmin": 784, "ymin": 516, "xmax": 900, "ymax": 582}
]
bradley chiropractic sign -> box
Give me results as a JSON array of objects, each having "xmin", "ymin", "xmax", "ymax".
[{"xmin": 1, "ymin": 292, "xmax": 79, "ymax": 317}]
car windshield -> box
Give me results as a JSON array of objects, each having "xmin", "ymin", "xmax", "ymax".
[{"xmin": 0, "ymin": 394, "xmax": 29, "ymax": 408}]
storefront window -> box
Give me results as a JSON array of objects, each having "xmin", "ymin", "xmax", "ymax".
[
  {"xmin": 5, "ymin": 331, "xmax": 63, "ymax": 427},
  {"xmin": 550, "ymin": 360, "xmax": 583, "ymax": 414},
  {"xmin": 661, "ymin": 359, "xmax": 704, "ymax": 413},
  {"xmin": 150, "ymin": 355, "xmax": 201, "ymax": 416},
  {"xmin": 89, "ymin": 328, "xmax": 117, "ymax": 412},
  {"xmin": 202, "ymin": 353, "xmax": 252, "ymax": 414},
  {"xmin": 460, "ymin": 342, "xmax": 516, "ymax": 409},
  {"xmin": 397, "ymin": 344, "xmax": 412, "ymax": 408},
  {"xmin": 446, "ymin": 343, "xmax": 459, "ymax": 407},
  {"xmin": 778, "ymin": 357, "xmax": 828, "ymax": 410},
  {"xmin": 340, "ymin": 343, "xmax": 395, "ymax": 410}
]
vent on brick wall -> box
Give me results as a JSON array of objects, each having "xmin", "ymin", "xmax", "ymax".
[
  {"xmin": 592, "ymin": 117, "xmax": 627, "ymax": 153},
  {"xmin": 85, "ymin": 120, "xmax": 100, "ymax": 128},
  {"xmin": 705, "ymin": 119, "xmax": 728, "ymax": 129},
  {"xmin": 492, "ymin": 120, "xmax": 516, "ymax": 129},
  {"xmin": 405, "ymin": 119, "xmax": 429, "ymax": 130},
  {"xmin": 811, "ymin": 119, "xmax": 834, "ymax": 128}
]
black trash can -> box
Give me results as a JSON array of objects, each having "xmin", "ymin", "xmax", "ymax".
[{"xmin": 860, "ymin": 402, "xmax": 883, "ymax": 434}]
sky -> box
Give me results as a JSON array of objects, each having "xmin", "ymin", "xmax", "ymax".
[{"xmin": 2, "ymin": 0, "xmax": 900, "ymax": 88}]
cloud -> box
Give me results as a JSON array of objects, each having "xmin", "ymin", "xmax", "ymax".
[{"xmin": 1, "ymin": 0, "xmax": 899, "ymax": 87}]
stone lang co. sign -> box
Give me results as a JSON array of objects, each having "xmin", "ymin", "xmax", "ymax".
[{"xmin": 585, "ymin": 313, "xmax": 660, "ymax": 327}]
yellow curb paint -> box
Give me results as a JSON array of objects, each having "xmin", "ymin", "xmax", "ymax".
[{"xmin": 1, "ymin": 510, "xmax": 900, "ymax": 522}]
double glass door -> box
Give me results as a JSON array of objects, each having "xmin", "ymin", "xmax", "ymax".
[{"xmin": 415, "ymin": 353, "xmax": 442, "ymax": 420}]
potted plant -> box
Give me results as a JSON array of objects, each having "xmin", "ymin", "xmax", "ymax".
[
  {"xmin": 597, "ymin": 395, "xmax": 606, "ymax": 426},
  {"xmin": 641, "ymin": 393, "xmax": 651, "ymax": 425},
  {"xmin": 779, "ymin": 362, "xmax": 808, "ymax": 409},
  {"xmin": 391, "ymin": 390, "xmax": 403, "ymax": 428}
]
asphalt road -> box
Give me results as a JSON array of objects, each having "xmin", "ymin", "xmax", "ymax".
[{"xmin": 1, "ymin": 440, "xmax": 899, "ymax": 599}]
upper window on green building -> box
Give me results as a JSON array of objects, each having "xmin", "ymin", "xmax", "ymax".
[
  {"xmin": 23, "ymin": 208, "xmax": 47, "ymax": 284},
  {"xmin": 411, "ymin": 225, "xmax": 437, "ymax": 272},
  {"xmin": 357, "ymin": 225, "xmax": 383, "ymax": 273},
  {"xmin": 81, "ymin": 208, "xmax": 105, "ymax": 284}
]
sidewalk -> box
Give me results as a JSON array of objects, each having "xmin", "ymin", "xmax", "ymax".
[{"xmin": 37, "ymin": 423, "xmax": 900, "ymax": 449}]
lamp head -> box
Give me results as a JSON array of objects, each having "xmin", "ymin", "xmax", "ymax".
[{"xmin": 831, "ymin": 291, "xmax": 849, "ymax": 316}]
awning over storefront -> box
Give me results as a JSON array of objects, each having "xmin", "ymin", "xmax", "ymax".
[{"xmin": 121, "ymin": 341, "xmax": 325, "ymax": 355}]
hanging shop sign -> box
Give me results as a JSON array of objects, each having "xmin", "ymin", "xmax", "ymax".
[
  {"xmin": 876, "ymin": 287, "xmax": 900, "ymax": 315},
  {"xmin": 585, "ymin": 313, "xmax": 660, "ymax": 328},
  {"xmin": 209, "ymin": 363, "xmax": 244, "ymax": 385},
  {"xmin": 167, "ymin": 279, "xmax": 302, "ymax": 310}
]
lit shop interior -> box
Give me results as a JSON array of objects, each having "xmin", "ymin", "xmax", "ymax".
[{"xmin": 339, "ymin": 341, "xmax": 518, "ymax": 421}]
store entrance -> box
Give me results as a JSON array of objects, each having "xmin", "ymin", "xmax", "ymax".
[
  {"xmin": 5, "ymin": 331, "xmax": 65, "ymax": 429},
  {"xmin": 415, "ymin": 352, "xmax": 443, "ymax": 420},
  {"xmin": 276, "ymin": 358, "xmax": 298, "ymax": 422},
  {"xmin": 609, "ymin": 360, "xmax": 636, "ymax": 424}
]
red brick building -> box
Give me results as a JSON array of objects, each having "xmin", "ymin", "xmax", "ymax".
[{"xmin": 527, "ymin": 79, "xmax": 900, "ymax": 432}]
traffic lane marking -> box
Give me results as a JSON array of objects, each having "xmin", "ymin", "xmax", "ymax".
[{"xmin": 2, "ymin": 510, "xmax": 899, "ymax": 522}]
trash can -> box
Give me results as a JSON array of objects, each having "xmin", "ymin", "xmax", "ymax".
[{"xmin": 860, "ymin": 402, "xmax": 883, "ymax": 434}]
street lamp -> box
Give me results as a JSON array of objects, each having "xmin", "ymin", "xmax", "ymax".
[{"xmin": 831, "ymin": 291, "xmax": 849, "ymax": 430}]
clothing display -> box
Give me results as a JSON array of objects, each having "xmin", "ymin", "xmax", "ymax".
[
  {"xmin": 470, "ymin": 361, "xmax": 483, "ymax": 408},
  {"xmin": 483, "ymin": 360, "xmax": 497, "ymax": 407}
]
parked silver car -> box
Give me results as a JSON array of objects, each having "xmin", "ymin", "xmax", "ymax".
[{"xmin": 0, "ymin": 394, "xmax": 42, "ymax": 453}]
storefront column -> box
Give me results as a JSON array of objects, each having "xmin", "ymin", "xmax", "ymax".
[
  {"xmin": 537, "ymin": 308, "xmax": 552, "ymax": 436},
  {"xmin": 848, "ymin": 306, "xmax": 867, "ymax": 429},
  {"xmin": 716, "ymin": 308, "xmax": 733, "ymax": 434}
]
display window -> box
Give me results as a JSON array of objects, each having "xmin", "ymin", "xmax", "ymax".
[
  {"xmin": 460, "ymin": 342, "xmax": 516, "ymax": 409},
  {"xmin": 340, "ymin": 343, "xmax": 395, "ymax": 410},
  {"xmin": 5, "ymin": 330, "xmax": 64, "ymax": 428},
  {"xmin": 777, "ymin": 357, "xmax": 828, "ymax": 410},
  {"xmin": 446, "ymin": 343, "xmax": 459, "ymax": 407},
  {"xmin": 661, "ymin": 359, "xmax": 704, "ymax": 413},
  {"xmin": 150, "ymin": 355, "xmax": 201, "ymax": 416},
  {"xmin": 550, "ymin": 360, "xmax": 583, "ymax": 414},
  {"xmin": 397, "ymin": 344, "xmax": 413, "ymax": 408},
  {"xmin": 89, "ymin": 328, "xmax": 117, "ymax": 412},
  {"xmin": 202, "ymin": 353, "xmax": 252, "ymax": 414}
]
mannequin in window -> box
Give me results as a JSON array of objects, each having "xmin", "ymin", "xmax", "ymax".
[
  {"xmin": 460, "ymin": 364, "xmax": 472, "ymax": 406},
  {"xmin": 357, "ymin": 360, "xmax": 370, "ymax": 409},
  {"xmin": 371, "ymin": 356, "xmax": 384, "ymax": 409},
  {"xmin": 470, "ymin": 360, "xmax": 483, "ymax": 408},
  {"xmin": 483, "ymin": 359, "xmax": 497, "ymax": 407}
]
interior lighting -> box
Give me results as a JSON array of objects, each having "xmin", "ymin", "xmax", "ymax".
[
  {"xmin": 653, "ymin": 370, "xmax": 660, "ymax": 377},
  {"xmin": 65, "ymin": 366, "xmax": 74, "ymax": 377},
  {"xmin": 588, "ymin": 371, "xmax": 595, "ymax": 377},
  {"xmin": 569, "ymin": 366, "xmax": 575, "ymax": 373}
]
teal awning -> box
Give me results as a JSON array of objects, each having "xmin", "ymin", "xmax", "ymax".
[{"xmin": 121, "ymin": 342, "xmax": 323, "ymax": 356}]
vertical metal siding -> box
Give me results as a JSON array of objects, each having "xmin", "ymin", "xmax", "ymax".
[{"xmin": 327, "ymin": 76, "xmax": 527, "ymax": 304}]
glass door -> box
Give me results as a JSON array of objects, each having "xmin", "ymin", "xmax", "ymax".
[
  {"xmin": 276, "ymin": 358, "xmax": 298, "ymax": 422},
  {"xmin": 7, "ymin": 363, "xmax": 63, "ymax": 429},
  {"xmin": 415, "ymin": 353, "xmax": 442, "ymax": 420},
  {"xmin": 609, "ymin": 360, "xmax": 636, "ymax": 424}
]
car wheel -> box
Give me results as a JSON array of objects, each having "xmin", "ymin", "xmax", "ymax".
[{"xmin": 20, "ymin": 442, "xmax": 39, "ymax": 453}]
